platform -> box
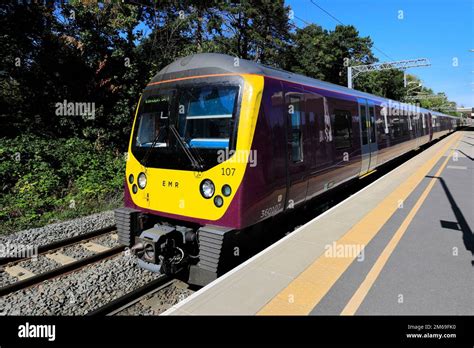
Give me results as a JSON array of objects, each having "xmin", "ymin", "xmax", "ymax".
[{"xmin": 164, "ymin": 129, "xmax": 474, "ymax": 315}]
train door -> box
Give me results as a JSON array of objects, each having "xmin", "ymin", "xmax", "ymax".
[
  {"xmin": 284, "ymin": 85, "xmax": 308, "ymax": 210},
  {"xmin": 367, "ymin": 101, "xmax": 378, "ymax": 171},
  {"xmin": 427, "ymin": 112, "xmax": 433, "ymax": 141},
  {"xmin": 358, "ymin": 98, "xmax": 378, "ymax": 175},
  {"xmin": 411, "ymin": 113, "xmax": 419, "ymax": 148},
  {"xmin": 421, "ymin": 112, "xmax": 427, "ymax": 137}
]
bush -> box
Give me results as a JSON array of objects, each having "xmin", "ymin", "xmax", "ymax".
[{"xmin": 0, "ymin": 135, "xmax": 126, "ymax": 234}]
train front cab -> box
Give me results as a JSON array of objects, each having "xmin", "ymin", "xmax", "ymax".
[{"xmin": 116, "ymin": 73, "xmax": 266, "ymax": 285}]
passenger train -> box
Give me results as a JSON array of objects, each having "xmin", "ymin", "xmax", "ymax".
[{"xmin": 115, "ymin": 53, "xmax": 459, "ymax": 285}]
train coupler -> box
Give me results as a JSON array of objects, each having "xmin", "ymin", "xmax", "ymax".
[{"xmin": 134, "ymin": 224, "xmax": 197, "ymax": 275}]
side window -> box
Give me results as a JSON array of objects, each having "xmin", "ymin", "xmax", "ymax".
[
  {"xmin": 289, "ymin": 95, "xmax": 303, "ymax": 162},
  {"xmin": 368, "ymin": 105, "xmax": 376, "ymax": 143},
  {"xmin": 389, "ymin": 114, "xmax": 401, "ymax": 140},
  {"xmin": 376, "ymin": 106, "xmax": 387, "ymax": 141},
  {"xmin": 359, "ymin": 104, "xmax": 368, "ymax": 145},
  {"xmin": 416, "ymin": 113, "xmax": 422, "ymax": 134},
  {"xmin": 333, "ymin": 109, "xmax": 352, "ymax": 149},
  {"xmin": 399, "ymin": 115, "xmax": 409, "ymax": 136}
]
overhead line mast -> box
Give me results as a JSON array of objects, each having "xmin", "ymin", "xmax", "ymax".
[{"xmin": 347, "ymin": 58, "xmax": 431, "ymax": 89}]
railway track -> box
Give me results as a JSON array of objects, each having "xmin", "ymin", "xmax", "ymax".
[
  {"xmin": 0, "ymin": 223, "xmax": 188, "ymax": 316},
  {"xmin": 0, "ymin": 225, "xmax": 117, "ymax": 266},
  {"xmin": 0, "ymin": 226, "xmax": 124, "ymax": 296},
  {"xmin": 86, "ymin": 268, "xmax": 197, "ymax": 316},
  {"xmin": 86, "ymin": 275, "xmax": 176, "ymax": 316}
]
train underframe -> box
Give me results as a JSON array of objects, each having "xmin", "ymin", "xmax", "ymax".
[{"xmin": 115, "ymin": 207, "xmax": 248, "ymax": 286}]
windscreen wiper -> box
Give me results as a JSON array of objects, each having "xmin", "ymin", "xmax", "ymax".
[
  {"xmin": 169, "ymin": 124, "xmax": 203, "ymax": 170},
  {"xmin": 142, "ymin": 125, "xmax": 166, "ymax": 168}
]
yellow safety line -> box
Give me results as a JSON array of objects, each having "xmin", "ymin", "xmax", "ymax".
[
  {"xmin": 359, "ymin": 169, "xmax": 377, "ymax": 179},
  {"xmin": 341, "ymin": 136, "xmax": 462, "ymax": 315},
  {"xmin": 257, "ymin": 132, "xmax": 462, "ymax": 315}
]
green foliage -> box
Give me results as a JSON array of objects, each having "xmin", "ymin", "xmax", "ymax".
[
  {"xmin": 0, "ymin": 135, "xmax": 125, "ymax": 233},
  {"xmin": 285, "ymin": 24, "xmax": 376, "ymax": 85},
  {"xmin": 357, "ymin": 69, "xmax": 407, "ymax": 101}
]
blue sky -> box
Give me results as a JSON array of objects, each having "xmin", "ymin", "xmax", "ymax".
[{"xmin": 286, "ymin": 0, "xmax": 474, "ymax": 107}]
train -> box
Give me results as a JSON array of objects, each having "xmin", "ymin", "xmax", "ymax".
[{"xmin": 115, "ymin": 53, "xmax": 460, "ymax": 286}]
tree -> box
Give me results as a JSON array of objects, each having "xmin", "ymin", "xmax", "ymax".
[
  {"xmin": 208, "ymin": 0, "xmax": 292, "ymax": 65},
  {"xmin": 0, "ymin": 2, "xmax": 66, "ymax": 137},
  {"xmin": 56, "ymin": 1, "xmax": 146, "ymax": 148},
  {"xmin": 286, "ymin": 24, "xmax": 376, "ymax": 86},
  {"xmin": 284, "ymin": 24, "xmax": 331, "ymax": 80},
  {"xmin": 357, "ymin": 69, "xmax": 407, "ymax": 101},
  {"xmin": 326, "ymin": 25, "xmax": 376, "ymax": 86}
]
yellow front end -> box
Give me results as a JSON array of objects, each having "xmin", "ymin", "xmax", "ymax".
[{"xmin": 125, "ymin": 74, "xmax": 264, "ymax": 222}]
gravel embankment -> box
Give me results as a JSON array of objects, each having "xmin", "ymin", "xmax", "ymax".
[
  {"xmin": 58, "ymin": 244, "xmax": 96, "ymax": 259},
  {"xmin": 116, "ymin": 280, "xmax": 194, "ymax": 316},
  {"xmin": 1, "ymin": 255, "xmax": 63, "ymax": 289},
  {"xmin": 0, "ymin": 231, "xmax": 121, "ymax": 289},
  {"xmin": 0, "ymin": 254, "xmax": 160, "ymax": 316},
  {"xmin": 92, "ymin": 233, "xmax": 120, "ymax": 249},
  {"xmin": 0, "ymin": 271, "xmax": 17, "ymax": 288},
  {"xmin": 0, "ymin": 211, "xmax": 115, "ymax": 250},
  {"xmin": 16, "ymin": 255, "xmax": 60, "ymax": 274}
]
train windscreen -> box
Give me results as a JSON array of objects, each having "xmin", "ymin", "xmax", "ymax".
[{"xmin": 131, "ymin": 79, "xmax": 241, "ymax": 171}]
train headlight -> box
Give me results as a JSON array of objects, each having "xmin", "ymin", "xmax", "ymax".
[
  {"xmin": 132, "ymin": 184, "xmax": 138, "ymax": 194},
  {"xmin": 214, "ymin": 195, "xmax": 224, "ymax": 208},
  {"xmin": 138, "ymin": 172, "xmax": 147, "ymax": 189},
  {"xmin": 200, "ymin": 179, "xmax": 215, "ymax": 199},
  {"xmin": 128, "ymin": 174, "xmax": 134, "ymax": 184},
  {"xmin": 222, "ymin": 184, "xmax": 232, "ymax": 197}
]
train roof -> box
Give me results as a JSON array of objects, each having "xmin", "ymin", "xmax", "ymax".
[{"xmin": 151, "ymin": 53, "xmax": 455, "ymax": 119}]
